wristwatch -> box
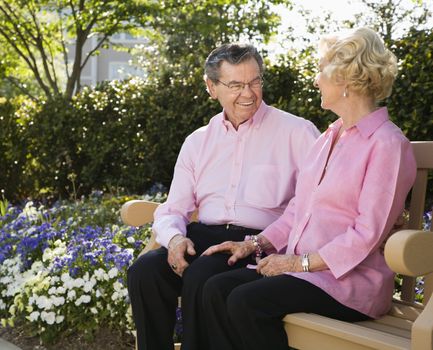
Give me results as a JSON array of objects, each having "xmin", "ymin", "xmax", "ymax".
[{"xmin": 301, "ymin": 253, "xmax": 310, "ymax": 272}]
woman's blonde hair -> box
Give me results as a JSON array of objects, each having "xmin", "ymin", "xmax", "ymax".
[{"xmin": 319, "ymin": 27, "xmax": 398, "ymax": 101}]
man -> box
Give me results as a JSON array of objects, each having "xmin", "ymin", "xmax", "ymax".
[{"xmin": 127, "ymin": 43, "xmax": 320, "ymax": 350}]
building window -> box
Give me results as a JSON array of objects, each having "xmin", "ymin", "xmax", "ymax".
[{"xmin": 108, "ymin": 62, "xmax": 145, "ymax": 80}]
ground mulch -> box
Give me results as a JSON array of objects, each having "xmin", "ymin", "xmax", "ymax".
[{"xmin": 0, "ymin": 323, "xmax": 135, "ymax": 350}]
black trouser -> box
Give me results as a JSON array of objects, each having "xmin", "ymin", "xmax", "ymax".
[
  {"xmin": 202, "ymin": 268, "xmax": 371, "ymax": 350},
  {"xmin": 127, "ymin": 222, "xmax": 260, "ymax": 350}
]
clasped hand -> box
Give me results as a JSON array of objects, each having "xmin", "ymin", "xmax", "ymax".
[
  {"xmin": 202, "ymin": 241, "xmax": 298, "ymax": 276},
  {"xmin": 167, "ymin": 235, "xmax": 196, "ymax": 277}
]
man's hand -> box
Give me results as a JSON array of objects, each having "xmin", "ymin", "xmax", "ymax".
[
  {"xmin": 202, "ymin": 241, "xmax": 255, "ymax": 266},
  {"xmin": 256, "ymin": 254, "xmax": 298, "ymax": 277},
  {"xmin": 167, "ymin": 235, "xmax": 196, "ymax": 277}
]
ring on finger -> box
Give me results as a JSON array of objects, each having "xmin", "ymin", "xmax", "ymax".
[{"xmin": 171, "ymin": 264, "xmax": 177, "ymax": 270}]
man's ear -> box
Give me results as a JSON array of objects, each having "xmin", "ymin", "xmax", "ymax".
[{"xmin": 205, "ymin": 78, "xmax": 218, "ymax": 99}]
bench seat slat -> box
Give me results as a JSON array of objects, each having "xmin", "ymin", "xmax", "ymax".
[{"xmin": 284, "ymin": 313, "xmax": 411, "ymax": 350}]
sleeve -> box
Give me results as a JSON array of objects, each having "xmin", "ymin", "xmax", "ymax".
[
  {"xmin": 152, "ymin": 135, "xmax": 198, "ymax": 248},
  {"xmin": 318, "ymin": 137, "xmax": 417, "ymax": 279},
  {"xmin": 261, "ymin": 197, "xmax": 296, "ymax": 252}
]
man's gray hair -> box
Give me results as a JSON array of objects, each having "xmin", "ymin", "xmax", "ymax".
[{"xmin": 204, "ymin": 43, "xmax": 264, "ymax": 82}]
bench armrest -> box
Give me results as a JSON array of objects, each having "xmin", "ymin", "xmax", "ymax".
[
  {"xmin": 120, "ymin": 200, "xmax": 159, "ymax": 227},
  {"xmin": 384, "ymin": 229, "xmax": 433, "ymax": 276}
]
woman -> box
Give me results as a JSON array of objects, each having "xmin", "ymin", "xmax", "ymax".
[{"xmin": 201, "ymin": 27, "xmax": 417, "ymax": 350}]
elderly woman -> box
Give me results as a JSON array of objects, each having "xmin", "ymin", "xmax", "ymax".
[{"xmin": 201, "ymin": 27, "xmax": 417, "ymax": 350}]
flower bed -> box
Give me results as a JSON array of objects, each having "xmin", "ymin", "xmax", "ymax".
[{"xmin": 0, "ymin": 192, "xmax": 162, "ymax": 344}]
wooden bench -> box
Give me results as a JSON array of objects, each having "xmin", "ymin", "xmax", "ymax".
[{"xmin": 121, "ymin": 141, "xmax": 433, "ymax": 350}]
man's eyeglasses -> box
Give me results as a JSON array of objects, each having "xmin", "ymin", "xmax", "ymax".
[{"xmin": 216, "ymin": 77, "xmax": 263, "ymax": 93}]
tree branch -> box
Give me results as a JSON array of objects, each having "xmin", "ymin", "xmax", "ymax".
[
  {"xmin": 27, "ymin": 2, "xmax": 60, "ymax": 95},
  {"xmin": 4, "ymin": 76, "xmax": 39, "ymax": 101},
  {"xmin": 58, "ymin": 9, "xmax": 71, "ymax": 81}
]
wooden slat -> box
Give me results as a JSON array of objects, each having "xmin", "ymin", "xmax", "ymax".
[
  {"xmin": 408, "ymin": 170, "xmax": 428, "ymax": 230},
  {"xmin": 411, "ymin": 142, "xmax": 433, "ymax": 169},
  {"xmin": 388, "ymin": 300, "xmax": 423, "ymax": 321},
  {"xmin": 284, "ymin": 313, "xmax": 411, "ymax": 350},
  {"xmin": 357, "ymin": 317, "xmax": 412, "ymax": 338}
]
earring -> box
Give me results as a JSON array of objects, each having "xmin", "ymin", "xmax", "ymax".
[{"xmin": 343, "ymin": 87, "xmax": 348, "ymax": 98}]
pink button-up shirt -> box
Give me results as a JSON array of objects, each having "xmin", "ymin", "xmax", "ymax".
[
  {"xmin": 261, "ymin": 107, "xmax": 416, "ymax": 318},
  {"xmin": 153, "ymin": 102, "xmax": 320, "ymax": 248}
]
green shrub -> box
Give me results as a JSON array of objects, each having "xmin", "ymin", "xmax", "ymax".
[{"xmin": 1, "ymin": 28, "xmax": 432, "ymax": 202}]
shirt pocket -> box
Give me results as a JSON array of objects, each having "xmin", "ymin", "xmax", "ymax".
[{"xmin": 243, "ymin": 165, "xmax": 283, "ymax": 208}]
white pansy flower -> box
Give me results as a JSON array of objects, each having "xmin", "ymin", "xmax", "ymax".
[
  {"xmin": 36, "ymin": 295, "xmax": 53, "ymax": 310},
  {"xmin": 17, "ymin": 201, "xmax": 39, "ymax": 221},
  {"xmin": 67, "ymin": 290, "xmax": 76, "ymax": 300},
  {"xmin": 41, "ymin": 311, "xmax": 56, "ymax": 325},
  {"xmin": 73, "ymin": 278, "xmax": 84, "ymax": 288},
  {"xmin": 61, "ymin": 273, "xmax": 71, "ymax": 283},
  {"xmin": 28, "ymin": 311, "xmax": 40, "ymax": 322},
  {"xmin": 127, "ymin": 236, "xmax": 135, "ymax": 243},
  {"xmin": 75, "ymin": 294, "xmax": 91, "ymax": 306},
  {"xmin": 63, "ymin": 278, "xmax": 75, "ymax": 290},
  {"xmin": 42, "ymin": 248, "xmax": 53, "ymax": 262},
  {"xmin": 83, "ymin": 272, "xmax": 90, "ymax": 281},
  {"xmin": 83, "ymin": 282, "xmax": 92, "ymax": 293},
  {"xmin": 56, "ymin": 286, "xmax": 66, "ymax": 294},
  {"xmin": 55, "ymin": 315, "xmax": 65, "ymax": 324},
  {"xmin": 113, "ymin": 281, "xmax": 123, "ymax": 292},
  {"xmin": 94, "ymin": 268, "xmax": 105, "ymax": 280},
  {"xmin": 52, "ymin": 296, "xmax": 65, "ymax": 307},
  {"xmin": 108, "ymin": 267, "xmax": 118, "ymax": 279},
  {"xmin": 0, "ymin": 276, "xmax": 12, "ymax": 284}
]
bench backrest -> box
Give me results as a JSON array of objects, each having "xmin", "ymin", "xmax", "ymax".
[{"xmin": 400, "ymin": 141, "xmax": 433, "ymax": 306}]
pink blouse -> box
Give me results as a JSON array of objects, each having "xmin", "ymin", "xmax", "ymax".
[{"xmin": 261, "ymin": 107, "xmax": 417, "ymax": 318}]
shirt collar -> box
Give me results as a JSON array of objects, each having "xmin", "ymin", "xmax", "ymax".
[
  {"xmin": 221, "ymin": 101, "xmax": 268, "ymax": 131},
  {"xmin": 325, "ymin": 107, "xmax": 389, "ymax": 138},
  {"xmin": 355, "ymin": 107, "xmax": 389, "ymax": 138}
]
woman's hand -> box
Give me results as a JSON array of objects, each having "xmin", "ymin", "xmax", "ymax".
[
  {"xmin": 256, "ymin": 254, "xmax": 299, "ymax": 277},
  {"xmin": 202, "ymin": 240, "xmax": 255, "ymax": 266}
]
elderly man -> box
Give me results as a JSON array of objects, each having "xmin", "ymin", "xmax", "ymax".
[{"xmin": 127, "ymin": 43, "xmax": 319, "ymax": 350}]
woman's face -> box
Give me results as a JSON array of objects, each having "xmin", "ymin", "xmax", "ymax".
[{"xmin": 314, "ymin": 60, "xmax": 345, "ymax": 111}]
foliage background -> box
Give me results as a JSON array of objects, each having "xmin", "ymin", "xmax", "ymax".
[{"xmin": 0, "ymin": 0, "xmax": 432, "ymax": 205}]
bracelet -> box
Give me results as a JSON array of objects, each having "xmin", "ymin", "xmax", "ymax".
[
  {"xmin": 246, "ymin": 235, "xmax": 263, "ymax": 263},
  {"xmin": 301, "ymin": 253, "xmax": 310, "ymax": 272}
]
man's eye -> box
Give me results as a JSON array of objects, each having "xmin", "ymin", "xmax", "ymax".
[{"xmin": 229, "ymin": 83, "xmax": 243, "ymax": 90}]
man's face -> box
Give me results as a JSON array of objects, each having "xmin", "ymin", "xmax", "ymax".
[{"xmin": 207, "ymin": 58, "xmax": 263, "ymax": 126}]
